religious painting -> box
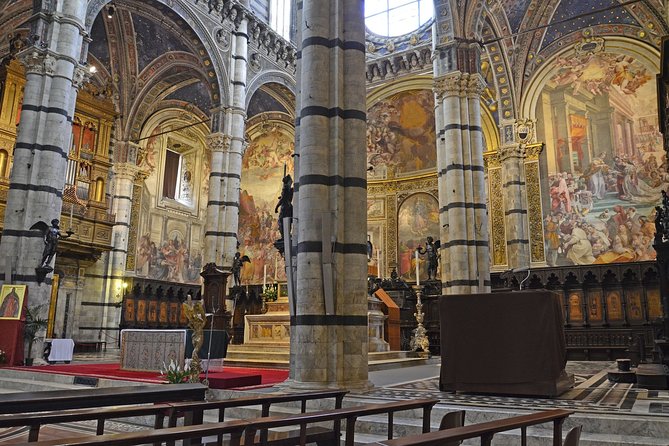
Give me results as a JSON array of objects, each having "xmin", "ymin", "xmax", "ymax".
[
  {"xmin": 538, "ymin": 51, "xmax": 664, "ymax": 266},
  {"xmin": 606, "ymin": 290, "xmax": 623, "ymax": 321},
  {"xmin": 136, "ymin": 230, "xmax": 202, "ymax": 284},
  {"xmin": 626, "ymin": 289, "xmax": 644, "ymax": 321},
  {"xmin": 397, "ymin": 193, "xmax": 439, "ymax": 281},
  {"xmin": 239, "ymin": 122, "xmax": 293, "ymax": 285},
  {"xmin": 367, "ymin": 198, "xmax": 385, "ymax": 218},
  {"xmin": 647, "ymin": 289, "xmax": 663, "ymax": 319},
  {"xmin": 568, "ymin": 292, "xmax": 583, "ymax": 323},
  {"xmin": 136, "ymin": 298, "xmax": 147, "ymax": 324},
  {"xmin": 586, "ymin": 290, "xmax": 603, "ymax": 323},
  {"xmin": 0, "ymin": 285, "xmax": 26, "ymax": 320},
  {"xmin": 367, "ymin": 89, "xmax": 436, "ymax": 177}
]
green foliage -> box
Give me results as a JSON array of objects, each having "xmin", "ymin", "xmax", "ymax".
[
  {"xmin": 263, "ymin": 285, "xmax": 278, "ymax": 302},
  {"xmin": 24, "ymin": 304, "xmax": 48, "ymax": 360},
  {"xmin": 161, "ymin": 359, "xmax": 191, "ymax": 384}
]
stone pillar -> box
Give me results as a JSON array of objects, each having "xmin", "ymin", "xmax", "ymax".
[
  {"xmin": 433, "ymin": 41, "xmax": 490, "ymax": 295},
  {"xmin": 110, "ymin": 161, "xmax": 142, "ymax": 278},
  {"xmin": 499, "ymin": 143, "xmax": 529, "ymax": 269},
  {"xmin": 203, "ymin": 12, "xmax": 248, "ymax": 270},
  {"xmin": 0, "ymin": 1, "xmax": 88, "ymax": 313},
  {"xmin": 291, "ymin": 0, "xmax": 368, "ymax": 389}
]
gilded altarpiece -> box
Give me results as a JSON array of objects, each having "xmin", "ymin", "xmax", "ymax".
[{"xmin": 368, "ymin": 175, "xmax": 438, "ymax": 280}]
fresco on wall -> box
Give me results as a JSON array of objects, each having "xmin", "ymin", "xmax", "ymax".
[
  {"xmin": 366, "ymin": 89, "xmax": 436, "ymax": 176},
  {"xmin": 239, "ymin": 124, "xmax": 293, "ymax": 285},
  {"xmin": 136, "ymin": 231, "xmax": 202, "ymax": 283},
  {"xmin": 397, "ymin": 193, "xmax": 439, "ymax": 281},
  {"xmin": 539, "ymin": 51, "xmax": 665, "ymax": 266}
]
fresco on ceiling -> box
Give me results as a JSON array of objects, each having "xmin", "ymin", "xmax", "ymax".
[
  {"xmin": 136, "ymin": 230, "xmax": 203, "ymax": 284},
  {"xmin": 238, "ymin": 124, "xmax": 294, "ymax": 285},
  {"xmin": 367, "ymin": 89, "xmax": 436, "ymax": 176},
  {"xmin": 132, "ymin": 13, "xmax": 191, "ymax": 72},
  {"xmin": 539, "ymin": 51, "xmax": 664, "ymax": 266},
  {"xmin": 397, "ymin": 193, "xmax": 439, "ymax": 281},
  {"xmin": 247, "ymin": 89, "xmax": 289, "ymax": 118}
]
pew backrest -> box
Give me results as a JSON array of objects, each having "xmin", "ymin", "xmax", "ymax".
[
  {"xmin": 0, "ymin": 383, "xmax": 207, "ymax": 414},
  {"xmin": 364, "ymin": 408, "xmax": 574, "ymax": 446}
]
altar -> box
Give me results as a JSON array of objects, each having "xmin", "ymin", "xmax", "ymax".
[{"xmin": 120, "ymin": 329, "xmax": 187, "ymax": 371}]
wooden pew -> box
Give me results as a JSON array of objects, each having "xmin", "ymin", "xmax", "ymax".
[
  {"xmin": 364, "ymin": 408, "xmax": 574, "ymax": 446},
  {"xmin": 166, "ymin": 389, "xmax": 348, "ymax": 444},
  {"xmin": 9, "ymin": 420, "xmax": 249, "ymax": 446},
  {"xmin": 0, "ymin": 389, "xmax": 346, "ymax": 443},
  {"xmin": 0, "ymin": 383, "xmax": 207, "ymax": 414},
  {"xmin": 242, "ymin": 398, "xmax": 439, "ymax": 446}
]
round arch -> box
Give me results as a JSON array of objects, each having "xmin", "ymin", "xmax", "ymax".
[
  {"xmin": 246, "ymin": 70, "xmax": 297, "ymax": 112},
  {"xmin": 519, "ymin": 36, "xmax": 661, "ymax": 120}
]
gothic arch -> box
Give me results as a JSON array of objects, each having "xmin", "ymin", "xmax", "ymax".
[
  {"xmin": 85, "ymin": 0, "xmax": 229, "ymax": 106},
  {"xmin": 246, "ymin": 70, "xmax": 296, "ymax": 112}
]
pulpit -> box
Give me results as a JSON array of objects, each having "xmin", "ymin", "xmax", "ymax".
[{"xmin": 440, "ymin": 290, "xmax": 573, "ymax": 397}]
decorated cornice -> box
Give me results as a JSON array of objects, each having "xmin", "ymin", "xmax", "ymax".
[
  {"xmin": 498, "ymin": 144, "xmax": 524, "ymax": 162},
  {"xmin": 112, "ymin": 162, "xmax": 144, "ymax": 181},
  {"xmin": 71, "ymin": 64, "xmax": 92, "ymax": 90},
  {"xmin": 366, "ymin": 44, "xmax": 432, "ymax": 84},
  {"xmin": 197, "ymin": 0, "xmax": 296, "ymax": 71},
  {"xmin": 483, "ymin": 150, "xmax": 501, "ymax": 170}
]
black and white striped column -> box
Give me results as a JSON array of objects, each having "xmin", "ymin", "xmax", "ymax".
[
  {"xmin": 0, "ymin": 0, "xmax": 87, "ymax": 308},
  {"xmin": 434, "ymin": 69, "xmax": 490, "ymax": 294},
  {"xmin": 291, "ymin": 0, "xmax": 368, "ymax": 389},
  {"xmin": 499, "ymin": 143, "xmax": 529, "ymax": 268},
  {"xmin": 203, "ymin": 15, "xmax": 248, "ymax": 269},
  {"xmin": 109, "ymin": 162, "xmax": 142, "ymax": 277}
]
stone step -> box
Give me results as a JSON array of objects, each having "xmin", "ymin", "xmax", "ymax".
[{"xmin": 0, "ymin": 376, "xmax": 85, "ymax": 392}]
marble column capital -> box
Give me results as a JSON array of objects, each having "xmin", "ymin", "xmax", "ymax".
[
  {"xmin": 498, "ymin": 144, "xmax": 525, "ymax": 163},
  {"xmin": 113, "ymin": 162, "xmax": 144, "ymax": 181},
  {"xmin": 207, "ymin": 132, "xmax": 232, "ymax": 152},
  {"xmin": 71, "ymin": 64, "xmax": 92, "ymax": 90},
  {"xmin": 18, "ymin": 49, "xmax": 56, "ymax": 76},
  {"xmin": 433, "ymin": 72, "xmax": 485, "ymax": 100}
]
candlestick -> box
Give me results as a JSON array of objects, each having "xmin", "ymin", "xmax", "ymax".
[
  {"xmin": 274, "ymin": 254, "xmax": 278, "ymax": 281},
  {"xmin": 415, "ymin": 249, "xmax": 420, "ymax": 286}
]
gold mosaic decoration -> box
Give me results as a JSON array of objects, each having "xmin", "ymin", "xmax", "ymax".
[
  {"xmin": 525, "ymin": 158, "xmax": 545, "ymax": 263},
  {"xmin": 488, "ymin": 167, "xmax": 507, "ymax": 267}
]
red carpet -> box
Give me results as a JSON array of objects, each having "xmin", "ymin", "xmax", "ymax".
[{"xmin": 8, "ymin": 363, "xmax": 288, "ymax": 390}]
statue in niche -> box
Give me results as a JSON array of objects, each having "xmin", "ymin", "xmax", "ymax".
[
  {"xmin": 417, "ymin": 236, "xmax": 440, "ymax": 281},
  {"xmin": 274, "ymin": 174, "xmax": 293, "ymax": 241},
  {"xmin": 231, "ymin": 251, "xmax": 251, "ymax": 287}
]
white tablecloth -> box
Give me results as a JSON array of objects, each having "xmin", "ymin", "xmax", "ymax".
[{"xmin": 48, "ymin": 338, "xmax": 75, "ymax": 362}]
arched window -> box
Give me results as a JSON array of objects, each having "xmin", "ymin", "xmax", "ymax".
[{"xmin": 365, "ymin": 0, "xmax": 433, "ymax": 37}]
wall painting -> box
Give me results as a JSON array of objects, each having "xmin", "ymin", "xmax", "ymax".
[
  {"xmin": 239, "ymin": 123, "xmax": 293, "ymax": 285},
  {"xmin": 367, "ymin": 89, "xmax": 436, "ymax": 178},
  {"xmin": 397, "ymin": 193, "xmax": 439, "ymax": 281},
  {"xmin": 538, "ymin": 51, "xmax": 666, "ymax": 266}
]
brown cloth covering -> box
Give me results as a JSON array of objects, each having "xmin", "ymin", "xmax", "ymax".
[{"xmin": 440, "ymin": 290, "xmax": 573, "ymax": 396}]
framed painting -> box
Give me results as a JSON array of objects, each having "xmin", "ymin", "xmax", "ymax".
[{"xmin": 0, "ymin": 285, "xmax": 27, "ymax": 320}]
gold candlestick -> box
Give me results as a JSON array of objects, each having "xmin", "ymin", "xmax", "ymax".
[{"xmin": 410, "ymin": 286, "xmax": 430, "ymax": 354}]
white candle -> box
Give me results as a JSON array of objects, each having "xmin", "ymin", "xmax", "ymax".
[
  {"xmin": 274, "ymin": 254, "xmax": 278, "ymax": 281},
  {"xmin": 376, "ymin": 249, "xmax": 381, "ymax": 278},
  {"xmin": 69, "ymin": 203, "xmax": 74, "ymax": 228},
  {"xmin": 415, "ymin": 249, "xmax": 420, "ymax": 286},
  {"xmin": 263, "ymin": 265, "xmax": 267, "ymax": 289}
]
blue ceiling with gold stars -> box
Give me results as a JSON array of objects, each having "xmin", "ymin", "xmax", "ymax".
[{"xmin": 542, "ymin": 0, "xmax": 640, "ymax": 49}]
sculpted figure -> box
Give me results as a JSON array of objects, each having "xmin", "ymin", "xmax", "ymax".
[
  {"xmin": 275, "ymin": 174, "xmax": 293, "ymax": 240},
  {"xmin": 417, "ymin": 236, "xmax": 440, "ymax": 281},
  {"xmin": 31, "ymin": 219, "xmax": 73, "ymax": 268}
]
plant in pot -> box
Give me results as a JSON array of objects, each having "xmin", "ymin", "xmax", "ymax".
[{"xmin": 24, "ymin": 304, "xmax": 48, "ymax": 366}]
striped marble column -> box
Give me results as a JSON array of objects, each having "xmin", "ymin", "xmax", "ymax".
[
  {"xmin": 109, "ymin": 162, "xmax": 142, "ymax": 278},
  {"xmin": 0, "ymin": 0, "xmax": 87, "ymax": 310},
  {"xmin": 434, "ymin": 69, "xmax": 490, "ymax": 294},
  {"xmin": 291, "ymin": 0, "xmax": 368, "ymax": 389},
  {"xmin": 203, "ymin": 15, "xmax": 248, "ymax": 269},
  {"xmin": 499, "ymin": 143, "xmax": 529, "ymax": 268}
]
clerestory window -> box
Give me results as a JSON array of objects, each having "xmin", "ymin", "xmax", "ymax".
[{"xmin": 365, "ymin": 0, "xmax": 433, "ymax": 37}]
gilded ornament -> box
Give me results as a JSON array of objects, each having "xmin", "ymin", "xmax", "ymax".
[
  {"xmin": 525, "ymin": 161, "xmax": 545, "ymax": 262},
  {"xmin": 489, "ymin": 168, "xmax": 507, "ymax": 266}
]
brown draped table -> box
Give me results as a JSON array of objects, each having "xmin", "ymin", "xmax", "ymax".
[{"xmin": 439, "ymin": 290, "xmax": 573, "ymax": 397}]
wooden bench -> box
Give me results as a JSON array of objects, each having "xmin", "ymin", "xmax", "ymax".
[
  {"xmin": 0, "ymin": 383, "xmax": 207, "ymax": 414},
  {"xmin": 0, "ymin": 389, "xmax": 346, "ymax": 443},
  {"xmin": 364, "ymin": 408, "xmax": 574, "ymax": 446},
  {"xmin": 242, "ymin": 398, "xmax": 439, "ymax": 446},
  {"xmin": 10, "ymin": 420, "xmax": 249, "ymax": 446}
]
